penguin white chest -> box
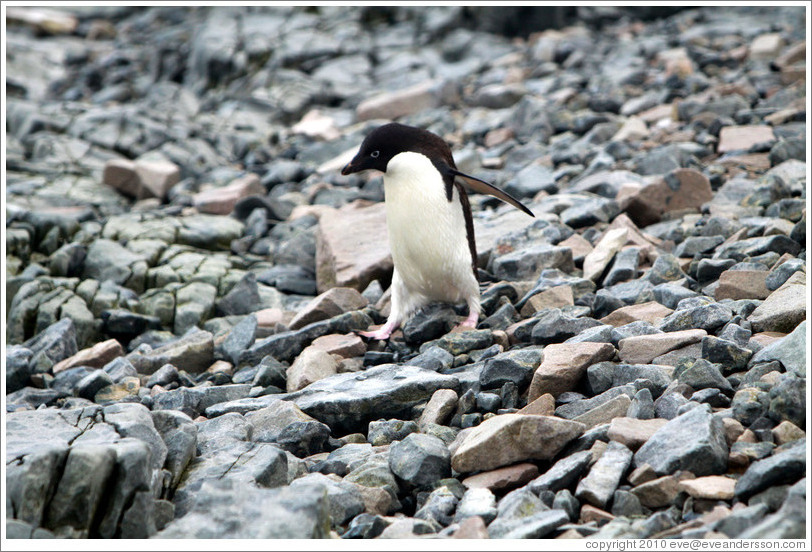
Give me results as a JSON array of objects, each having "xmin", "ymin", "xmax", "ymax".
[{"xmin": 383, "ymin": 151, "xmax": 477, "ymax": 305}]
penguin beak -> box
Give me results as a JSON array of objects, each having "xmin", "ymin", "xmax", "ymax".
[{"xmin": 340, "ymin": 162, "xmax": 356, "ymax": 175}]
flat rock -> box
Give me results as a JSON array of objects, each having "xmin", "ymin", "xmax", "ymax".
[
  {"xmin": 583, "ymin": 228, "xmax": 628, "ymax": 282},
  {"xmin": 315, "ymin": 202, "xmax": 392, "ymax": 293},
  {"xmin": 607, "ymin": 417, "xmax": 669, "ymax": 451},
  {"xmin": 679, "ymin": 475, "xmax": 736, "ymax": 501},
  {"xmin": 600, "ymin": 301, "xmax": 674, "ymax": 327},
  {"xmin": 718, "ymin": 125, "xmax": 776, "ymax": 154},
  {"xmin": 288, "ymin": 287, "xmax": 368, "ymax": 330},
  {"xmin": 128, "ymin": 329, "xmax": 214, "ymax": 375},
  {"xmin": 286, "ymin": 346, "xmax": 339, "ymax": 392},
  {"xmin": 52, "ymin": 339, "xmax": 124, "ymax": 374},
  {"xmin": 461, "ymin": 463, "xmax": 539, "ymax": 492},
  {"xmin": 283, "ymin": 364, "xmax": 459, "ymax": 434},
  {"xmin": 618, "ymin": 329, "xmax": 706, "ymax": 364},
  {"xmin": 451, "ymin": 414, "xmax": 585, "ymax": 473}
]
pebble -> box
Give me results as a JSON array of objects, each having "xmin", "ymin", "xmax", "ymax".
[{"xmin": 5, "ymin": 5, "xmax": 806, "ymax": 541}]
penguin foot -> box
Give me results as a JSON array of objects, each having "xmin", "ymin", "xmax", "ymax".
[
  {"xmin": 358, "ymin": 328, "xmax": 393, "ymax": 341},
  {"xmin": 461, "ymin": 310, "xmax": 479, "ymax": 329},
  {"xmin": 358, "ymin": 320, "xmax": 399, "ymax": 341}
]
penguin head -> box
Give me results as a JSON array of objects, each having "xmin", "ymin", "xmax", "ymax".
[{"xmin": 341, "ymin": 122, "xmax": 450, "ymax": 175}]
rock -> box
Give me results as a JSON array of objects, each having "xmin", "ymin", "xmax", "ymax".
[
  {"xmin": 750, "ymin": 320, "xmax": 806, "ymax": 377},
  {"xmin": 575, "ymin": 441, "xmax": 633, "ymax": 508},
  {"xmin": 192, "ymin": 174, "xmax": 264, "ymax": 215},
  {"xmin": 531, "ymin": 309, "xmax": 605, "ymax": 344},
  {"xmin": 678, "ymin": 475, "xmax": 736, "ymax": 501},
  {"xmin": 414, "ymin": 485, "xmax": 459, "ymax": 527},
  {"xmin": 419, "ymin": 389, "xmax": 458, "ymax": 428},
  {"xmin": 492, "ymin": 244, "xmax": 574, "ymax": 281},
  {"xmin": 22, "ymin": 317, "xmax": 77, "ymax": 374},
  {"xmin": 607, "ymin": 417, "xmax": 668, "ymax": 451},
  {"xmin": 572, "ymin": 394, "xmax": 632, "ymax": 429},
  {"xmin": 479, "ymin": 348, "xmax": 542, "ymax": 389},
  {"xmin": 315, "ymin": 202, "xmax": 392, "ymax": 293},
  {"xmin": 599, "ymin": 301, "xmax": 673, "ymax": 327},
  {"xmin": 357, "ymin": 80, "xmax": 442, "ymax": 120},
  {"xmin": 621, "ymin": 168, "xmax": 713, "ymax": 226},
  {"xmin": 583, "ymin": 228, "xmax": 628, "ymax": 282},
  {"xmin": 633, "ymin": 405, "xmax": 728, "ymax": 476},
  {"xmin": 288, "ymin": 473, "xmax": 364, "ymax": 528},
  {"xmin": 389, "ymin": 433, "xmax": 450, "ymax": 488},
  {"xmin": 528, "ymin": 342, "xmax": 616, "ymax": 401},
  {"xmin": 659, "ymin": 301, "xmax": 733, "ymax": 333},
  {"xmin": 630, "ymin": 474, "xmax": 680, "ymax": 509},
  {"xmin": 52, "ymin": 339, "xmax": 124, "ymax": 374},
  {"xmin": 283, "ymin": 364, "xmax": 458, "ymax": 434},
  {"xmin": 587, "ymin": 362, "xmax": 671, "ymax": 396},
  {"xmin": 718, "ymin": 125, "xmax": 777, "ymax": 154},
  {"xmin": 748, "ymin": 271, "xmax": 806, "ymax": 333},
  {"xmin": 673, "ymin": 358, "xmax": 733, "ymax": 393},
  {"xmin": 461, "ymin": 463, "xmax": 539, "ymax": 493},
  {"xmin": 618, "ymin": 328, "xmax": 706, "ymax": 364},
  {"xmin": 128, "ymin": 329, "xmax": 214, "ymax": 375},
  {"xmin": 286, "ymin": 346, "xmax": 339, "ymax": 393},
  {"xmin": 451, "ymin": 414, "xmax": 585, "ymax": 473},
  {"xmin": 454, "ymin": 487, "xmax": 497, "ymax": 524},
  {"xmin": 289, "ymin": 287, "xmax": 368, "ymax": 330},
  {"xmin": 367, "ymin": 419, "xmax": 418, "ymax": 446},
  {"xmin": 157, "ymin": 479, "xmax": 329, "ymax": 538},
  {"xmin": 715, "ymin": 270, "xmax": 771, "ymax": 300},
  {"xmin": 739, "ymin": 478, "xmax": 805, "ymax": 539}
]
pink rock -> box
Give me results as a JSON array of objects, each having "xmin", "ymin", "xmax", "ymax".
[
  {"xmin": 310, "ymin": 333, "xmax": 367, "ymax": 358},
  {"xmin": 452, "ymin": 516, "xmax": 489, "ymax": 539},
  {"xmin": 618, "ymin": 328, "xmax": 707, "ymax": 364},
  {"xmin": 528, "ymin": 342, "xmax": 616, "ymax": 401},
  {"xmin": 193, "ymin": 174, "xmax": 263, "ymax": 215},
  {"xmin": 288, "ymin": 287, "xmax": 368, "ymax": 330},
  {"xmin": 53, "ymin": 339, "xmax": 125, "ymax": 374},
  {"xmin": 357, "ymin": 80, "xmax": 440, "ymax": 121},
  {"xmin": 103, "ymin": 159, "xmax": 139, "ymax": 197},
  {"xmin": 286, "ymin": 346, "xmax": 338, "ymax": 392},
  {"xmin": 607, "ymin": 417, "xmax": 669, "ymax": 450},
  {"xmin": 600, "ymin": 301, "xmax": 674, "ymax": 327},
  {"xmin": 717, "ymin": 125, "xmax": 776, "ymax": 154},
  {"xmin": 315, "ymin": 202, "xmax": 393, "ymax": 293},
  {"xmin": 134, "ymin": 159, "xmax": 181, "ymax": 200},
  {"xmin": 715, "ymin": 270, "xmax": 770, "ymax": 300},
  {"xmin": 620, "ymin": 168, "xmax": 713, "ymax": 227},
  {"xmin": 462, "ymin": 463, "xmax": 539, "ymax": 492}
]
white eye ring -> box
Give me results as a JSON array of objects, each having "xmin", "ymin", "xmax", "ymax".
[{"xmin": 370, "ymin": 150, "xmax": 380, "ymax": 158}]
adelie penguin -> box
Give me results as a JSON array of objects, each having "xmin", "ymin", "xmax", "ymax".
[{"xmin": 341, "ymin": 122, "xmax": 534, "ymax": 340}]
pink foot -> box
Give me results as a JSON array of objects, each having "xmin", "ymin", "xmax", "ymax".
[
  {"xmin": 358, "ymin": 321, "xmax": 399, "ymax": 341},
  {"xmin": 461, "ymin": 310, "xmax": 479, "ymax": 329}
]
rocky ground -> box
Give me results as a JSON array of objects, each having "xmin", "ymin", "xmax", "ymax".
[{"xmin": 4, "ymin": 5, "xmax": 808, "ymax": 541}]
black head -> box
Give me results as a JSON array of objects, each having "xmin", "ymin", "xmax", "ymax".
[{"xmin": 341, "ymin": 122, "xmax": 454, "ymax": 176}]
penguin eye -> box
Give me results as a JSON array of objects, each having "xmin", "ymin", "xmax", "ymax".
[{"xmin": 370, "ymin": 150, "xmax": 380, "ymax": 158}]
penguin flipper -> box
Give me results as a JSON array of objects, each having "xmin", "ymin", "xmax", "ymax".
[{"xmin": 447, "ymin": 168, "xmax": 535, "ymax": 217}]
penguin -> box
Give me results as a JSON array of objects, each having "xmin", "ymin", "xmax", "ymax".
[{"xmin": 341, "ymin": 122, "xmax": 534, "ymax": 340}]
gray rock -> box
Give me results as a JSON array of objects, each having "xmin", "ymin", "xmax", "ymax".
[
  {"xmin": 500, "ymin": 509, "xmax": 569, "ymax": 539},
  {"xmin": 220, "ymin": 314, "xmax": 257, "ymax": 366},
  {"xmin": 317, "ymin": 443, "xmax": 374, "ymax": 477},
  {"xmin": 150, "ymin": 410, "xmax": 197, "ymax": 492},
  {"xmin": 531, "ymin": 308, "xmax": 605, "ymax": 344},
  {"xmin": 659, "ymin": 301, "xmax": 733, "ymax": 333},
  {"xmin": 586, "ymin": 362, "xmax": 671, "ymax": 397},
  {"xmin": 487, "ymin": 488, "xmax": 547, "ymax": 538},
  {"xmin": 633, "ymin": 405, "xmax": 728, "ymax": 476},
  {"xmin": 157, "ymin": 479, "xmax": 330, "ymax": 538},
  {"xmin": 767, "ymin": 373, "xmax": 806, "ymax": 429},
  {"xmin": 673, "ymin": 357, "xmax": 733, "ymax": 393},
  {"xmin": 627, "ymin": 387, "xmax": 656, "ymax": 419},
  {"xmin": 6, "ymin": 345, "xmax": 33, "ymax": 393},
  {"xmin": 504, "ymin": 164, "xmax": 557, "ymax": 198},
  {"xmin": 731, "ymin": 387, "xmax": 770, "ymax": 426},
  {"xmin": 282, "ymin": 364, "xmax": 459, "ymax": 434},
  {"xmin": 388, "ymin": 433, "xmax": 451, "ymax": 488},
  {"xmin": 712, "ymin": 503, "xmax": 770, "ymax": 538},
  {"xmin": 76, "ymin": 369, "xmax": 114, "ymax": 401},
  {"xmin": 739, "ymin": 478, "xmax": 806, "ymax": 538},
  {"xmin": 652, "ymin": 283, "xmax": 700, "ymax": 309},
  {"xmin": 152, "ymin": 384, "xmax": 251, "ymax": 419},
  {"xmin": 368, "ymin": 419, "xmax": 418, "ymax": 446},
  {"xmin": 401, "ymin": 304, "xmax": 458, "ymax": 345},
  {"xmin": 603, "ymin": 247, "xmax": 640, "ymax": 286},
  {"xmin": 611, "ymin": 489, "xmax": 645, "ymax": 517},
  {"xmin": 556, "ymin": 385, "xmax": 636, "ymax": 419},
  {"xmin": 492, "ymin": 244, "xmax": 574, "ymax": 281},
  {"xmin": 749, "ymin": 320, "xmax": 806, "ymax": 377},
  {"xmin": 701, "ymin": 335, "xmax": 752, "ymax": 371},
  {"xmin": 146, "ymin": 364, "xmax": 180, "ymax": 388},
  {"xmin": 454, "ymin": 487, "xmax": 497, "ymax": 524},
  {"xmin": 479, "ymin": 348, "xmax": 542, "ymax": 389},
  {"xmin": 765, "ymin": 258, "xmax": 804, "ymax": 291},
  {"xmin": 288, "ymin": 472, "xmax": 364, "ymax": 528},
  {"xmin": 405, "ymin": 345, "xmax": 455, "ymax": 372},
  {"xmin": 414, "ymin": 485, "xmax": 459, "ymax": 527},
  {"xmin": 575, "ymin": 441, "xmax": 633, "ymax": 508},
  {"xmin": 128, "ymin": 328, "xmax": 214, "ymax": 375},
  {"xmin": 529, "ymin": 450, "xmax": 592, "ymax": 493},
  {"xmin": 22, "ymin": 317, "xmax": 77, "ymax": 374}
]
